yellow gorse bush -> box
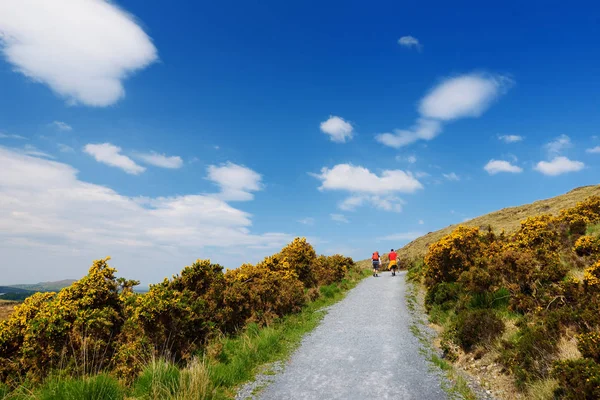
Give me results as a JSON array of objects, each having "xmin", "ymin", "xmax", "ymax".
[{"xmin": 0, "ymin": 238, "xmax": 355, "ymax": 385}]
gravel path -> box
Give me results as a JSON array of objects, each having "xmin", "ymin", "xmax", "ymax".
[{"xmin": 256, "ymin": 271, "xmax": 448, "ymax": 400}]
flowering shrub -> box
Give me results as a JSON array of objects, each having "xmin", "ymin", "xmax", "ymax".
[
  {"xmin": 223, "ymin": 262, "xmax": 306, "ymax": 329},
  {"xmin": 574, "ymin": 235, "xmax": 600, "ymax": 257},
  {"xmin": 578, "ymin": 332, "xmax": 600, "ymax": 363},
  {"xmin": 584, "ymin": 261, "xmax": 600, "ymax": 290},
  {"xmin": 279, "ymin": 238, "xmax": 318, "ymax": 288},
  {"xmin": 424, "ymin": 226, "xmax": 484, "ymax": 289},
  {"xmin": 0, "ymin": 258, "xmax": 125, "ymax": 382},
  {"xmin": 0, "ymin": 238, "xmax": 355, "ymax": 387},
  {"xmin": 313, "ymin": 254, "xmax": 353, "ymax": 286}
]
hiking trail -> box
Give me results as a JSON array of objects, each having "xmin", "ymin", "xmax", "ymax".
[{"xmin": 242, "ymin": 270, "xmax": 449, "ymax": 400}]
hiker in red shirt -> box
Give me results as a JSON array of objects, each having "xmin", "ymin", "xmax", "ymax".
[
  {"xmin": 389, "ymin": 249, "xmax": 398, "ymax": 276},
  {"xmin": 372, "ymin": 251, "xmax": 381, "ymax": 277}
]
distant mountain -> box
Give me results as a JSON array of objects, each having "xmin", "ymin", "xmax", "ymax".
[{"xmin": 9, "ymin": 279, "xmax": 76, "ymax": 292}]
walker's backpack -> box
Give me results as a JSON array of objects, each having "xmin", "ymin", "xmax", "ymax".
[{"xmin": 372, "ymin": 251, "xmax": 379, "ymax": 260}]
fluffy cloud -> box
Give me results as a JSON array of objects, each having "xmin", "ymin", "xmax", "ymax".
[
  {"xmin": 134, "ymin": 152, "xmax": 183, "ymax": 169},
  {"xmin": 397, "ymin": 36, "xmax": 421, "ymax": 50},
  {"xmin": 84, "ymin": 143, "xmax": 145, "ymax": 175},
  {"xmin": 207, "ymin": 162, "xmax": 263, "ymax": 201},
  {"xmin": 377, "ymin": 73, "xmax": 511, "ymax": 148},
  {"xmin": 484, "ymin": 159, "xmax": 523, "ymax": 175},
  {"xmin": 545, "ymin": 135, "xmax": 572, "ymax": 155},
  {"xmin": 534, "ymin": 156, "xmax": 584, "ymax": 176},
  {"xmin": 498, "ymin": 135, "xmax": 523, "ymax": 143},
  {"xmin": 0, "ymin": 146, "xmax": 290, "ymax": 283},
  {"xmin": 339, "ymin": 195, "xmax": 404, "ymax": 212},
  {"xmin": 376, "ymin": 119, "xmax": 441, "ymax": 148},
  {"xmin": 0, "ymin": 0, "xmax": 158, "ymax": 106},
  {"xmin": 314, "ymin": 164, "xmax": 423, "ymax": 194},
  {"xmin": 52, "ymin": 121, "xmax": 73, "ymax": 132},
  {"xmin": 320, "ymin": 116, "xmax": 354, "ymax": 143},
  {"xmin": 587, "ymin": 146, "xmax": 600, "ymax": 154},
  {"xmin": 420, "ymin": 74, "xmax": 510, "ymax": 121},
  {"xmin": 330, "ymin": 214, "xmax": 349, "ymax": 223}
]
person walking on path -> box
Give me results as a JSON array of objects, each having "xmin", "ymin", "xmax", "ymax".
[
  {"xmin": 372, "ymin": 251, "xmax": 380, "ymax": 277},
  {"xmin": 388, "ymin": 248, "xmax": 398, "ymax": 276}
]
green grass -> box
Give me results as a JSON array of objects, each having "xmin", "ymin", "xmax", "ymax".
[
  {"xmin": 36, "ymin": 374, "xmax": 123, "ymax": 400},
  {"xmin": 586, "ymin": 222, "xmax": 600, "ymax": 237}
]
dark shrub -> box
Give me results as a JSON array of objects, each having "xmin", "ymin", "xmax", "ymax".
[
  {"xmin": 425, "ymin": 282, "xmax": 461, "ymax": 311},
  {"xmin": 454, "ymin": 309, "xmax": 504, "ymax": 352},
  {"xmin": 553, "ymin": 359, "xmax": 600, "ymax": 399},
  {"xmin": 578, "ymin": 332, "xmax": 600, "ymax": 363}
]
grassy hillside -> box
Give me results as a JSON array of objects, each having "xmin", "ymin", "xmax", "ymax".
[
  {"xmin": 8, "ymin": 279, "xmax": 76, "ymax": 292},
  {"xmin": 399, "ymin": 184, "xmax": 600, "ymax": 261}
]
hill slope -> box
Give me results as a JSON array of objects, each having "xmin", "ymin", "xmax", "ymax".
[
  {"xmin": 398, "ymin": 184, "xmax": 600, "ymax": 261},
  {"xmin": 8, "ymin": 279, "xmax": 76, "ymax": 292}
]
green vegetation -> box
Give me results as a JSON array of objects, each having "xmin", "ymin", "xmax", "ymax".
[
  {"xmin": 0, "ymin": 238, "xmax": 365, "ymax": 399},
  {"xmin": 410, "ymin": 195, "xmax": 600, "ymax": 398}
]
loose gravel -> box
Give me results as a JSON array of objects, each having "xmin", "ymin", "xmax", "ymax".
[{"xmin": 251, "ymin": 271, "xmax": 449, "ymax": 400}]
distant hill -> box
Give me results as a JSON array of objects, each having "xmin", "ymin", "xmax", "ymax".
[
  {"xmin": 9, "ymin": 279, "xmax": 76, "ymax": 292},
  {"xmin": 397, "ymin": 184, "xmax": 600, "ymax": 261}
]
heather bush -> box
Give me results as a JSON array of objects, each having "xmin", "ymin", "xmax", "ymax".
[
  {"xmin": 500, "ymin": 323, "xmax": 560, "ymax": 387},
  {"xmin": 454, "ymin": 309, "xmax": 504, "ymax": 351}
]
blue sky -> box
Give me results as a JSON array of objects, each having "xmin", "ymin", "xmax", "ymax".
[{"xmin": 1, "ymin": 0, "xmax": 599, "ymax": 284}]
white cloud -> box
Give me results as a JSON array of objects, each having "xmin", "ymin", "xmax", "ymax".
[
  {"xmin": 443, "ymin": 172, "xmax": 460, "ymax": 181},
  {"xmin": 418, "ymin": 219, "xmax": 424, "ymax": 225},
  {"xmin": 534, "ymin": 156, "xmax": 584, "ymax": 176},
  {"xmin": 330, "ymin": 214, "xmax": 349, "ymax": 223},
  {"xmin": 207, "ymin": 162, "xmax": 263, "ymax": 201},
  {"xmin": 298, "ymin": 217, "xmax": 315, "ymax": 226},
  {"xmin": 314, "ymin": 164, "xmax": 423, "ymax": 194},
  {"xmin": 0, "ymin": 0, "xmax": 158, "ymax": 107},
  {"xmin": 0, "ymin": 132, "xmax": 26, "ymax": 140},
  {"xmin": 484, "ymin": 159, "xmax": 523, "ymax": 175},
  {"xmin": 376, "ymin": 119, "xmax": 441, "ymax": 148},
  {"xmin": 339, "ymin": 195, "xmax": 404, "ymax": 213},
  {"xmin": 378, "ymin": 232, "xmax": 423, "ymax": 241},
  {"xmin": 52, "ymin": 121, "xmax": 73, "ymax": 132},
  {"xmin": 397, "ymin": 36, "xmax": 421, "ymax": 50},
  {"xmin": 134, "ymin": 152, "xmax": 183, "ymax": 169},
  {"xmin": 320, "ymin": 116, "xmax": 354, "ymax": 143},
  {"xmin": 84, "ymin": 143, "xmax": 145, "ymax": 175},
  {"xmin": 498, "ymin": 135, "xmax": 523, "ymax": 143},
  {"xmin": 415, "ymin": 171, "xmax": 430, "ymax": 178},
  {"xmin": 420, "ymin": 74, "xmax": 511, "ymax": 121},
  {"xmin": 407, "ymin": 155, "xmax": 417, "ymax": 164},
  {"xmin": 587, "ymin": 146, "xmax": 600, "ymax": 154},
  {"xmin": 58, "ymin": 144, "xmax": 74, "ymax": 153},
  {"xmin": 0, "ymin": 146, "xmax": 291, "ymax": 283},
  {"xmin": 545, "ymin": 135, "xmax": 572, "ymax": 155},
  {"xmin": 22, "ymin": 144, "xmax": 53, "ymax": 158},
  {"xmin": 377, "ymin": 73, "xmax": 511, "ymax": 148}
]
